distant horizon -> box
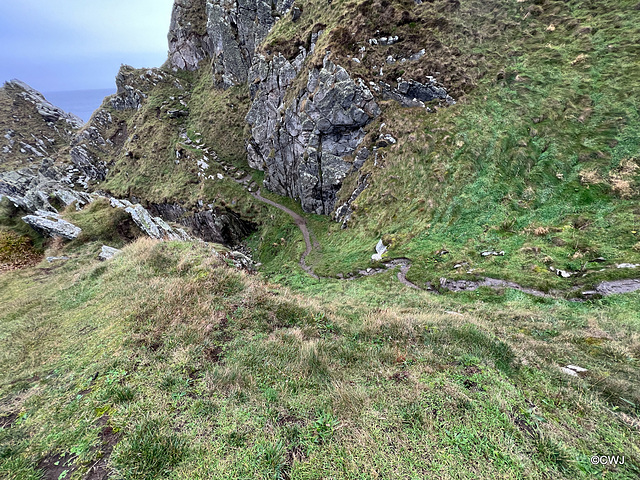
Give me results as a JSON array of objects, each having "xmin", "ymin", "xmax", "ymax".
[
  {"xmin": 0, "ymin": 1, "xmax": 174, "ymax": 93},
  {"xmin": 42, "ymin": 87, "xmax": 116, "ymax": 94},
  {"xmin": 42, "ymin": 87, "xmax": 117, "ymax": 123}
]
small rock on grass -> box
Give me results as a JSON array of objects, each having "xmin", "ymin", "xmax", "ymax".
[
  {"xmin": 481, "ymin": 250, "xmax": 505, "ymax": 257},
  {"xmin": 98, "ymin": 246, "xmax": 122, "ymax": 261},
  {"xmin": 561, "ymin": 365, "xmax": 588, "ymax": 377}
]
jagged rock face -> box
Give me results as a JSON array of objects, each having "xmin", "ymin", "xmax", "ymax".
[
  {"xmin": 168, "ymin": 0, "xmax": 211, "ymax": 71},
  {"xmin": 111, "ymin": 66, "xmax": 184, "ymax": 111},
  {"xmin": 1, "ymin": 80, "xmax": 83, "ymax": 172},
  {"xmin": 0, "ymin": 161, "xmax": 96, "ymax": 213},
  {"xmin": 4, "ymin": 80, "xmax": 83, "ymax": 128},
  {"xmin": 247, "ymin": 54, "xmax": 380, "ymax": 215},
  {"xmin": 207, "ymin": 0, "xmax": 293, "ymax": 87},
  {"xmin": 109, "ymin": 199, "xmax": 191, "ymax": 241},
  {"xmin": 0, "ymin": 82, "xmax": 112, "ymax": 214},
  {"xmin": 150, "ymin": 202, "xmax": 256, "ymax": 246},
  {"xmin": 168, "ymin": 0, "xmax": 294, "ymax": 87}
]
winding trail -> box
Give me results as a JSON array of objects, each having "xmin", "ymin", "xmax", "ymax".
[
  {"xmin": 200, "ymin": 142, "xmax": 640, "ymax": 299},
  {"xmin": 250, "ymin": 189, "xmax": 318, "ymax": 279},
  {"xmin": 249, "ymin": 190, "xmax": 640, "ymax": 299}
]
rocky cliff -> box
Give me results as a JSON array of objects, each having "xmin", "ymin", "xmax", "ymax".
[
  {"xmin": 0, "ymin": 80, "xmax": 83, "ymax": 173},
  {"xmin": 0, "ymin": 73, "xmax": 256, "ymax": 247},
  {"xmin": 247, "ymin": 52, "xmax": 380, "ymax": 214},
  {"xmin": 166, "ymin": 0, "xmax": 455, "ymax": 217},
  {"xmin": 168, "ymin": 0, "xmax": 295, "ymax": 87}
]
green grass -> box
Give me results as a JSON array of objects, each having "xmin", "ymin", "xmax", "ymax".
[
  {"xmin": 254, "ymin": 0, "xmax": 640, "ymax": 295},
  {"xmin": 2, "ymin": 1, "xmax": 640, "ymax": 478},
  {"xmin": 1, "ymin": 239, "xmax": 639, "ymax": 479}
]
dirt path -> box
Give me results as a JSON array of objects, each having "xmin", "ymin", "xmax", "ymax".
[
  {"xmin": 249, "ymin": 186, "xmax": 640, "ymax": 298},
  {"xmin": 250, "ymin": 189, "xmax": 319, "ymax": 279},
  {"xmin": 202, "ymin": 143, "xmax": 640, "ymax": 298}
]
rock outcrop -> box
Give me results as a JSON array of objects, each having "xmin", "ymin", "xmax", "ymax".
[
  {"xmin": 0, "ymin": 161, "xmax": 96, "ymax": 213},
  {"xmin": 109, "ymin": 199, "xmax": 191, "ymax": 241},
  {"xmin": 247, "ymin": 53, "xmax": 380, "ymax": 214},
  {"xmin": 334, "ymin": 173, "xmax": 370, "ymax": 228},
  {"xmin": 22, "ymin": 210, "xmax": 82, "ymax": 240},
  {"xmin": 111, "ymin": 66, "xmax": 184, "ymax": 111},
  {"xmin": 168, "ymin": 0, "xmax": 211, "ymax": 71},
  {"xmin": 381, "ymin": 78, "xmax": 455, "ymax": 108},
  {"xmin": 168, "ymin": 0, "xmax": 294, "ymax": 87},
  {"xmin": 150, "ymin": 202, "xmax": 255, "ymax": 245},
  {"xmin": 4, "ymin": 80, "xmax": 83, "ymax": 128},
  {"xmin": 1, "ymin": 80, "xmax": 83, "ymax": 172},
  {"xmin": 207, "ymin": 0, "xmax": 294, "ymax": 87}
]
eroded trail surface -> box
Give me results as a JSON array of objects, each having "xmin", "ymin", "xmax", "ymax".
[
  {"xmin": 251, "ymin": 189, "xmax": 318, "ymax": 279},
  {"xmin": 207, "ymin": 145, "xmax": 640, "ymax": 299}
]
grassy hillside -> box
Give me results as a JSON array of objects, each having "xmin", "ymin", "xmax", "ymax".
[
  {"xmin": 1, "ymin": 0, "xmax": 640, "ymax": 478},
  {"xmin": 1, "ymin": 239, "xmax": 639, "ymax": 479},
  {"xmin": 251, "ymin": 0, "xmax": 640, "ymax": 295}
]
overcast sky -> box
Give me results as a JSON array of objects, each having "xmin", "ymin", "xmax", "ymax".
[{"xmin": 0, "ymin": 0, "xmax": 175, "ymax": 92}]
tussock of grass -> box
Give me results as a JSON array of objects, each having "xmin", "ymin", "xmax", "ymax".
[{"xmin": 0, "ymin": 231, "xmax": 41, "ymax": 271}]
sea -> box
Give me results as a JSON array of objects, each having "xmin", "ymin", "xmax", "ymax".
[{"xmin": 43, "ymin": 88, "xmax": 116, "ymax": 124}]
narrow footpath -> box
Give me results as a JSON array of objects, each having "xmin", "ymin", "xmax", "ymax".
[{"xmin": 195, "ymin": 140, "xmax": 640, "ymax": 300}]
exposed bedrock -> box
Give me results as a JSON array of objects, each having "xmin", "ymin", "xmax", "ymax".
[
  {"xmin": 22, "ymin": 210, "xmax": 82, "ymax": 240},
  {"xmin": 381, "ymin": 78, "xmax": 455, "ymax": 108},
  {"xmin": 111, "ymin": 65, "xmax": 185, "ymax": 111},
  {"xmin": 246, "ymin": 53, "xmax": 380, "ymax": 215},
  {"xmin": 150, "ymin": 202, "xmax": 256, "ymax": 246},
  {"xmin": 4, "ymin": 80, "xmax": 83, "ymax": 128},
  {"xmin": 0, "ymin": 161, "xmax": 96, "ymax": 213},
  {"xmin": 168, "ymin": 0, "xmax": 211, "ymax": 71},
  {"xmin": 169, "ymin": 0, "xmax": 294, "ymax": 86}
]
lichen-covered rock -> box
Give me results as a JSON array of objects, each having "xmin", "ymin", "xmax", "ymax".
[
  {"xmin": 168, "ymin": 0, "xmax": 211, "ymax": 71},
  {"xmin": 111, "ymin": 68, "xmax": 148, "ymax": 111},
  {"xmin": 247, "ymin": 53, "xmax": 380, "ymax": 214},
  {"xmin": 168, "ymin": 0, "xmax": 294, "ymax": 87},
  {"xmin": 22, "ymin": 210, "xmax": 81, "ymax": 240},
  {"xmin": 371, "ymin": 238, "xmax": 388, "ymax": 261},
  {"xmin": 69, "ymin": 146, "xmax": 108, "ymax": 183},
  {"xmin": 0, "ymin": 162, "xmax": 96, "ymax": 213},
  {"xmin": 208, "ymin": 0, "xmax": 294, "ymax": 87}
]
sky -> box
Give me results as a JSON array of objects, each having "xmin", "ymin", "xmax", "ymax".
[{"xmin": 0, "ymin": 0, "xmax": 175, "ymax": 93}]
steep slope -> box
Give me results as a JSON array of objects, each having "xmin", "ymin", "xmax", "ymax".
[
  {"xmin": 1, "ymin": 0, "xmax": 640, "ymax": 479},
  {"xmin": 290, "ymin": 0, "xmax": 640, "ymax": 294},
  {"xmin": 0, "ymin": 80, "xmax": 82, "ymax": 172}
]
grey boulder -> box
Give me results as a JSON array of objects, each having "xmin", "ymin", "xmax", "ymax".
[
  {"xmin": 98, "ymin": 245, "xmax": 122, "ymax": 261},
  {"xmin": 22, "ymin": 210, "xmax": 81, "ymax": 240}
]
